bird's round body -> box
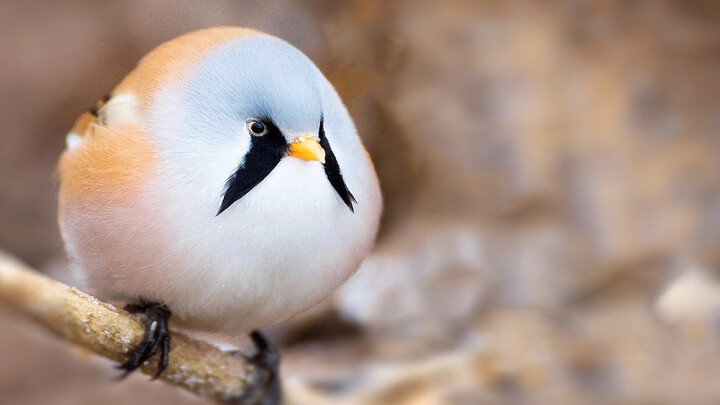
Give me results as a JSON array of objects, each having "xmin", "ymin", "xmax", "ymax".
[{"xmin": 57, "ymin": 28, "xmax": 382, "ymax": 339}]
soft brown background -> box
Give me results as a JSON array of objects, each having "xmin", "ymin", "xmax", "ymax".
[{"xmin": 3, "ymin": 1, "xmax": 720, "ymax": 404}]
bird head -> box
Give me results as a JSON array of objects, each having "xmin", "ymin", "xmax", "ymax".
[{"xmin": 147, "ymin": 33, "xmax": 359, "ymax": 217}]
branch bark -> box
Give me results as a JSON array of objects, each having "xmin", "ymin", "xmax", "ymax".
[{"xmin": 0, "ymin": 250, "xmax": 254, "ymax": 403}]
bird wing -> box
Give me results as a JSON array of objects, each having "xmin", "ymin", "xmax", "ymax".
[
  {"xmin": 65, "ymin": 91, "xmax": 140, "ymax": 151},
  {"xmin": 59, "ymin": 91, "xmax": 152, "ymax": 203}
]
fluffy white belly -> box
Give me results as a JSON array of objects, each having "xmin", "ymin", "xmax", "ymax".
[{"xmin": 60, "ymin": 158, "xmax": 379, "ymax": 337}]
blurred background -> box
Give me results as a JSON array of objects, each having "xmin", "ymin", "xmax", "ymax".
[{"xmin": 3, "ymin": 0, "xmax": 720, "ymax": 404}]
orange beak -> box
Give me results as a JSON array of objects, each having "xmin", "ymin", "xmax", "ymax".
[{"xmin": 288, "ymin": 136, "xmax": 326, "ymax": 163}]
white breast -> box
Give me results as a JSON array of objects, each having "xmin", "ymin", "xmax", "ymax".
[{"xmin": 145, "ymin": 155, "xmax": 379, "ymax": 334}]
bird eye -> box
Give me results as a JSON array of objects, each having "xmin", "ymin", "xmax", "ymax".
[{"xmin": 247, "ymin": 120, "xmax": 268, "ymax": 136}]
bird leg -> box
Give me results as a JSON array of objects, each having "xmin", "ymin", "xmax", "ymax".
[
  {"xmin": 117, "ymin": 299, "xmax": 171, "ymax": 379},
  {"xmin": 230, "ymin": 330, "xmax": 282, "ymax": 405}
]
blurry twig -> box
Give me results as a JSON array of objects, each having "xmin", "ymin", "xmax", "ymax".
[{"xmin": 0, "ymin": 250, "xmax": 255, "ymax": 404}]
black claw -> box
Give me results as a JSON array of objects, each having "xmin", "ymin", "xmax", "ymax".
[
  {"xmin": 230, "ymin": 330, "xmax": 282, "ymax": 405},
  {"xmin": 154, "ymin": 334, "xmax": 171, "ymax": 380},
  {"xmin": 117, "ymin": 300, "xmax": 172, "ymax": 379}
]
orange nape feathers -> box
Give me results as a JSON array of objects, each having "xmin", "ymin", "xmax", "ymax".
[{"xmin": 58, "ymin": 124, "xmax": 153, "ymax": 204}]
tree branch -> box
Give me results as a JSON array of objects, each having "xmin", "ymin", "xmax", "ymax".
[{"xmin": 0, "ymin": 250, "xmax": 255, "ymax": 403}]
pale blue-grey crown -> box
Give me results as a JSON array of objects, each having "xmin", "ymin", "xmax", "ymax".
[{"xmin": 183, "ymin": 35, "xmax": 324, "ymax": 142}]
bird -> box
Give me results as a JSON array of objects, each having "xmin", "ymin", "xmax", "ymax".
[{"xmin": 57, "ymin": 27, "xmax": 382, "ymax": 403}]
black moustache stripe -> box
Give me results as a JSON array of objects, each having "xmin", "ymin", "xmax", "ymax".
[
  {"xmin": 217, "ymin": 118, "xmax": 356, "ymax": 215},
  {"xmin": 319, "ymin": 119, "xmax": 356, "ymax": 212},
  {"xmin": 217, "ymin": 121, "xmax": 287, "ymax": 216}
]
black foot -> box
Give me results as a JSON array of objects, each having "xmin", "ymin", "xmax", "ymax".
[
  {"xmin": 231, "ymin": 330, "xmax": 282, "ymax": 405},
  {"xmin": 117, "ymin": 300, "xmax": 171, "ymax": 379}
]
